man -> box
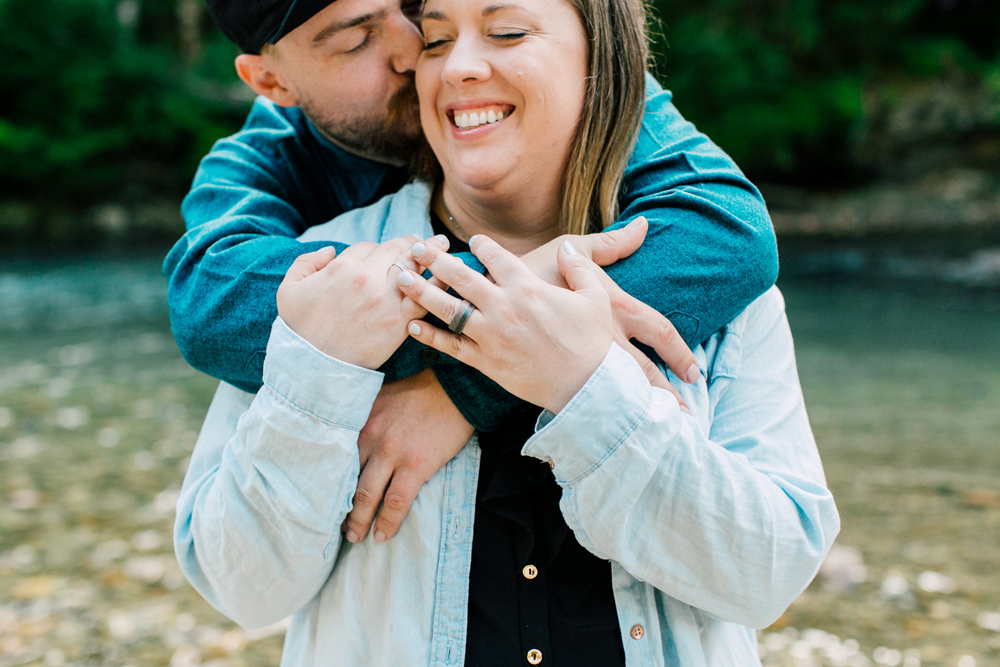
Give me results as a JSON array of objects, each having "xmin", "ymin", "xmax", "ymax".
[{"xmin": 165, "ymin": 0, "xmax": 777, "ymax": 548}]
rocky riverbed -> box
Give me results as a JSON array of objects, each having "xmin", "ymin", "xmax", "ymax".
[{"xmin": 1, "ymin": 252, "xmax": 999, "ymax": 667}]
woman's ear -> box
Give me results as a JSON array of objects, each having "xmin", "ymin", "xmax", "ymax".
[{"xmin": 234, "ymin": 53, "xmax": 300, "ymax": 107}]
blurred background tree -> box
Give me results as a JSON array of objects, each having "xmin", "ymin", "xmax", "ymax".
[{"xmin": 0, "ymin": 0, "xmax": 997, "ymax": 243}]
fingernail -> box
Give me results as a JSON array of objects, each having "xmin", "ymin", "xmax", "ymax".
[
  {"xmin": 346, "ymin": 530, "xmax": 360, "ymax": 543},
  {"xmin": 397, "ymin": 271, "xmax": 414, "ymax": 287},
  {"xmin": 431, "ymin": 234, "xmax": 448, "ymax": 245},
  {"xmin": 375, "ymin": 530, "xmax": 387, "ymax": 542},
  {"xmin": 562, "ymin": 240, "xmax": 577, "ymax": 256},
  {"xmin": 408, "ymin": 322, "xmax": 422, "ymax": 336},
  {"xmin": 468, "ymin": 235, "xmax": 478, "ymax": 248},
  {"xmin": 411, "ymin": 242, "xmax": 426, "ymax": 258},
  {"xmin": 685, "ymin": 363, "xmax": 700, "ymax": 384},
  {"xmin": 548, "ymin": 459, "xmax": 555, "ymax": 469},
  {"xmin": 680, "ymin": 404, "xmax": 691, "ymax": 415}
]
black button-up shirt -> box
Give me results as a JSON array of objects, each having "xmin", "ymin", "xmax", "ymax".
[
  {"xmin": 428, "ymin": 211, "xmax": 626, "ymax": 667},
  {"xmin": 465, "ymin": 406, "xmax": 627, "ymax": 667}
]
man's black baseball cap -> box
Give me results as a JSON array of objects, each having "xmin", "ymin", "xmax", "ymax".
[{"xmin": 205, "ymin": 0, "xmax": 337, "ymax": 54}]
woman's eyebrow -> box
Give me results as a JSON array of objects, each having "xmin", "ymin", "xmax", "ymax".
[
  {"xmin": 482, "ymin": 4, "xmax": 529, "ymax": 16},
  {"xmin": 423, "ymin": 4, "xmax": 531, "ymax": 21},
  {"xmin": 312, "ymin": 8, "xmax": 388, "ymax": 45}
]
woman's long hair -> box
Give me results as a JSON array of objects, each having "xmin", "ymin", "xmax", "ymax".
[{"xmin": 561, "ymin": 0, "xmax": 648, "ymax": 235}]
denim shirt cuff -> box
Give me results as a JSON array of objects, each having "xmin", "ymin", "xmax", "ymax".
[
  {"xmin": 263, "ymin": 317, "xmax": 384, "ymax": 431},
  {"xmin": 522, "ymin": 343, "xmax": 659, "ymax": 484}
]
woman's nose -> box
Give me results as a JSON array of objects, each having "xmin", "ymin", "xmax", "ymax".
[{"xmin": 441, "ymin": 37, "xmax": 491, "ymax": 85}]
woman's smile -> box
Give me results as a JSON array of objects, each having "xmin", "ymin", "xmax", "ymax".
[{"xmin": 446, "ymin": 100, "xmax": 516, "ymax": 137}]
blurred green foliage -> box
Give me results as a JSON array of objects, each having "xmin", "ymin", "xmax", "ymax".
[
  {"xmin": 0, "ymin": 0, "xmax": 997, "ymax": 211},
  {"xmin": 650, "ymin": 0, "xmax": 1000, "ymax": 179},
  {"xmin": 0, "ymin": 0, "xmax": 247, "ymax": 207}
]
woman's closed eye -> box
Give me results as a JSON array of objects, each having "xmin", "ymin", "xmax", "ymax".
[
  {"xmin": 491, "ymin": 31, "xmax": 527, "ymax": 41},
  {"xmin": 423, "ymin": 38, "xmax": 450, "ymax": 51}
]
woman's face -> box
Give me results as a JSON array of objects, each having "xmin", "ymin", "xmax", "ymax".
[{"xmin": 416, "ymin": 0, "xmax": 589, "ymax": 195}]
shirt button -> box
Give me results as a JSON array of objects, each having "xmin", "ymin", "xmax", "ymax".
[
  {"xmin": 522, "ymin": 564, "xmax": 538, "ymax": 580},
  {"xmin": 630, "ymin": 624, "xmax": 645, "ymax": 640},
  {"xmin": 526, "ymin": 649, "xmax": 543, "ymax": 664},
  {"xmin": 419, "ymin": 349, "xmax": 440, "ymax": 363}
]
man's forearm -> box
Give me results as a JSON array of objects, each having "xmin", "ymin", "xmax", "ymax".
[
  {"xmin": 602, "ymin": 75, "xmax": 778, "ymax": 350},
  {"xmin": 165, "ymin": 213, "xmax": 521, "ymax": 430}
]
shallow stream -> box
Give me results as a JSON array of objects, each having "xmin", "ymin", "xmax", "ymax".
[{"xmin": 0, "ymin": 245, "xmax": 998, "ymax": 667}]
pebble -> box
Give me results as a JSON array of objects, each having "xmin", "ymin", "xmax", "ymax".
[
  {"xmin": 170, "ymin": 644, "xmax": 200, "ymax": 667},
  {"xmin": 977, "ymin": 611, "xmax": 1000, "ymax": 632},
  {"xmin": 98, "ymin": 426, "xmax": 121, "ymax": 448},
  {"xmin": 9, "ymin": 488, "xmax": 42, "ymax": 510},
  {"xmin": 820, "ymin": 544, "xmax": 869, "ymax": 592},
  {"xmin": 13, "ymin": 575, "xmax": 60, "ymax": 599},
  {"xmin": 132, "ymin": 529, "xmax": 163, "ymax": 552},
  {"xmin": 880, "ymin": 572, "xmax": 911, "ymax": 600},
  {"xmin": 55, "ymin": 406, "xmax": 89, "ymax": 429},
  {"xmin": 916, "ymin": 571, "xmax": 956, "ymax": 594},
  {"xmin": 962, "ymin": 489, "xmax": 999, "ymax": 508}
]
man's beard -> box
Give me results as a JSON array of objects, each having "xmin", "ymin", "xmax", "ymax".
[{"xmin": 301, "ymin": 76, "xmax": 436, "ymax": 172}]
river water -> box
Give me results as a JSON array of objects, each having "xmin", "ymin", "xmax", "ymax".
[{"xmin": 0, "ymin": 245, "xmax": 998, "ymax": 667}]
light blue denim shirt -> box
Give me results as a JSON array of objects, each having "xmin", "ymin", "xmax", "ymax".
[{"xmin": 175, "ymin": 182, "xmax": 839, "ymax": 667}]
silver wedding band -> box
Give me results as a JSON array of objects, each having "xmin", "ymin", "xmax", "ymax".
[
  {"xmin": 390, "ymin": 261, "xmax": 409, "ymax": 275},
  {"xmin": 449, "ymin": 300, "xmax": 476, "ymax": 335}
]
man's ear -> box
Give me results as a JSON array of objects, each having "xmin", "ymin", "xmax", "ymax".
[{"xmin": 235, "ymin": 54, "xmax": 299, "ymax": 107}]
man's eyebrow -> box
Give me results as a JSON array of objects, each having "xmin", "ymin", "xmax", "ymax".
[
  {"xmin": 423, "ymin": 4, "xmax": 528, "ymax": 21},
  {"xmin": 311, "ymin": 8, "xmax": 388, "ymax": 45}
]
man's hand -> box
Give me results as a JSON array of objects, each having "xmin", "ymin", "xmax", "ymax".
[
  {"xmin": 344, "ymin": 369, "xmax": 474, "ymax": 543},
  {"xmin": 520, "ymin": 218, "xmax": 701, "ymax": 401},
  {"xmin": 276, "ymin": 236, "xmax": 447, "ymax": 369}
]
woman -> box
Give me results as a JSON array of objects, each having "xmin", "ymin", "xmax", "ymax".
[{"xmin": 175, "ymin": 0, "xmax": 839, "ymax": 664}]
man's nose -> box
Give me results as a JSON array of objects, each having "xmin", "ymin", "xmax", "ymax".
[{"xmin": 389, "ymin": 12, "xmax": 423, "ymax": 74}]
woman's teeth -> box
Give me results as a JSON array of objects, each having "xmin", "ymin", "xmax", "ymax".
[{"xmin": 455, "ymin": 110, "xmax": 505, "ymax": 129}]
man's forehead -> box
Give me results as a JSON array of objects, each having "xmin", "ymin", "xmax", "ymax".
[{"xmin": 286, "ymin": 0, "xmax": 395, "ymax": 45}]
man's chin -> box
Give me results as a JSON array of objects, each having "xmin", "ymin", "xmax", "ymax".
[{"xmin": 315, "ymin": 118, "xmax": 422, "ymax": 164}]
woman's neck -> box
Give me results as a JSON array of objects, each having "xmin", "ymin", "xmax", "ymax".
[{"xmin": 434, "ymin": 182, "xmax": 562, "ymax": 257}]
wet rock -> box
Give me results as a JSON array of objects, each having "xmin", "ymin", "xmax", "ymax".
[
  {"xmin": 880, "ymin": 571, "xmax": 916, "ymax": 609},
  {"xmin": 820, "ymin": 544, "xmax": 869, "ymax": 592},
  {"xmin": 961, "ymin": 489, "xmax": 1000, "ymax": 508},
  {"xmin": 13, "ymin": 576, "xmax": 60, "ymax": 599},
  {"xmin": 916, "ymin": 571, "xmax": 956, "ymax": 594},
  {"xmin": 978, "ymin": 611, "xmax": 1000, "ymax": 633},
  {"xmin": 170, "ymin": 644, "xmax": 201, "ymax": 667}
]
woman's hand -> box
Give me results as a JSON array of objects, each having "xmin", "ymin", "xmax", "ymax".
[
  {"xmin": 277, "ymin": 236, "xmax": 447, "ymax": 370},
  {"xmin": 397, "ymin": 236, "xmax": 614, "ymax": 414}
]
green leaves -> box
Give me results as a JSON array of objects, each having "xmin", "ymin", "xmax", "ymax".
[
  {"xmin": 0, "ymin": 0, "xmax": 247, "ymax": 204},
  {"xmin": 648, "ymin": 0, "xmax": 1000, "ymax": 178}
]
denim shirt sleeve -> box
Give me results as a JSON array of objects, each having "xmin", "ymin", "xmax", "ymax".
[
  {"xmin": 173, "ymin": 317, "xmax": 382, "ymax": 629},
  {"xmin": 603, "ymin": 74, "xmax": 779, "ymax": 349},
  {"xmin": 522, "ymin": 289, "xmax": 839, "ymax": 629}
]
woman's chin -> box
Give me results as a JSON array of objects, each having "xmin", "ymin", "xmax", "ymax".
[{"xmin": 443, "ymin": 162, "xmax": 514, "ymax": 192}]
